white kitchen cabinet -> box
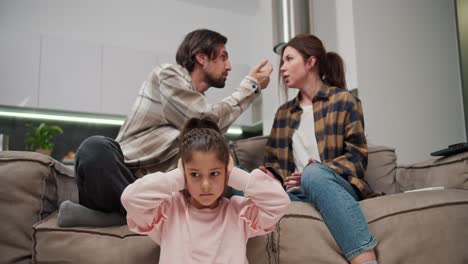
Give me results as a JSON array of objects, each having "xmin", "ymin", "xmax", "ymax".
[
  {"xmin": 101, "ymin": 45, "xmax": 157, "ymax": 115},
  {"xmin": 0, "ymin": 30, "xmax": 41, "ymax": 108},
  {"xmin": 39, "ymin": 35, "xmax": 101, "ymax": 113}
]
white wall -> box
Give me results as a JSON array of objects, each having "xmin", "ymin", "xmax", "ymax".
[
  {"xmin": 256, "ymin": 0, "xmax": 281, "ymax": 135},
  {"xmin": 457, "ymin": 0, "xmax": 468, "ymax": 137},
  {"xmin": 0, "ymin": 0, "xmax": 257, "ymax": 63},
  {"xmin": 353, "ymin": 0, "xmax": 465, "ymax": 163}
]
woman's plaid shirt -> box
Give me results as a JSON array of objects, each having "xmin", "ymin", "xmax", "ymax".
[{"xmin": 264, "ymin": 85, "xmax": 376, "ymax": 200}]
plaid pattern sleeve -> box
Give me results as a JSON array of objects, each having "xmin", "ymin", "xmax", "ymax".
[
  {"xmin": 264, "ymin": 85, "xmax": 378, "ymax": 199},
  {"xmin": 264, "ymin": 103, "xmax": 297, "ymax": 184},
  {"xmin": 321, "ymin": 93, "xmax": 374, "ymax": 199}
]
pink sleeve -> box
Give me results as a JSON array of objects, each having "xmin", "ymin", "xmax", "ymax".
[
  {"xmin": 120, "ymin": 168, "xmax": 184, "ymax": 237},
  {"xmin": 228, "ymin": 167, "xmax": 290, "ymax": 238}
]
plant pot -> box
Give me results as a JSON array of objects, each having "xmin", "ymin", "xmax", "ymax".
[{"xmin": 35, "ymin": 149, "xmax": 52, "ymax": 156}]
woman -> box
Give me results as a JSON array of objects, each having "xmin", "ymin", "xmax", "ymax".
[{"xmin": 264, "ymin": 34, "xmax": 379, "ymax": 264}]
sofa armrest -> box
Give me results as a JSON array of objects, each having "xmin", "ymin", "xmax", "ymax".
[
  {"xmin": 396, "ymin": 151, "xmax": 468, "ymax": 192},
  {"xmin": 0, "ymin": 151, "xmax": 77, "ymax": 264}
]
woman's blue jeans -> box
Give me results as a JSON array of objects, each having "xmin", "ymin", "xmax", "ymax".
[{"xmin": 288, "ymin": 163, "xmax": 377, "ymax": 260}]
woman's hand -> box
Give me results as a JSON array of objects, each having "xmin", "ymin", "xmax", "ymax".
[
  {"xmin": 285, "ymin": 159, "xmax": 315, "ymax": 189},
  {"xmin": 285, "ymin": 172, "xmax": 302, "ymax": 190}
]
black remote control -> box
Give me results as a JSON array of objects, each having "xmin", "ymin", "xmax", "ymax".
[{"xmin": 430, "ymin": 142, "xmax": 468, "ymax": 157}]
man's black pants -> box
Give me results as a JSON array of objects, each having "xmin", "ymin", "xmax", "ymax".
[{"xmin": 75, "ymin": 136, "xmax": 137, "ymax": 215}]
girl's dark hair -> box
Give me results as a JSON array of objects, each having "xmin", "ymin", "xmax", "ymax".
[
  {"xmin": 176, "ymin": 29, "xmax": 227, "ymax": 73},
  {"xmin": 179, "ymin": 117, "xmax": 230, "ymax": 200},
  {"xmin": 279, "ymin": 34, "xmax": 347, "ymax": 101},
  {"xmin": 179, "ymin": 117, "xmax": 229, "ymax": 166}
]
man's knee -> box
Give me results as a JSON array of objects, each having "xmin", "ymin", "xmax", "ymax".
[
  {"xmin": 75, "ymin": 136, "xmax": 122, "ymax": 185},
  {"xmin": 76, "ymin": 136, "xmax": 119, "ymax": 163}
]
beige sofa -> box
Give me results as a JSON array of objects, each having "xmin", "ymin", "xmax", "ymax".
[{"xmin": 1, "ymin": 136, "xmax": 468, "ymax": 263}]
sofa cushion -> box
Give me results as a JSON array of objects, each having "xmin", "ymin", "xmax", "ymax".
[
  {"xmin": 32, "ymin": 213, "xmax": 273, "ymax": 264},
  {"xmin": 32, "ymin": 213, "xmax": 159, "ymax": 263},
  {"xmin": 365, "ymin": 145, "xmax": 397, "ymax": 194},
  {"xmin": 396, "ymin": 151, "xmax": 468, "ymax": 192},
  {"xmin": 230, "ymin": 136, "xmax": 268, "ymax": 171},
  {"xmin": 272, "ymin": 189, "xmax": 468, "ymax": 263},
  {"xmin": 363, "ymin": 189, "xmax": 468, "ymax": 263},
  {"xmin": 272, "ymin": 202, "xmax": 347, "ymax": 263},
  {"xmin": 0, "ymin": 151, "xmax": 77, "ymax": 264}
]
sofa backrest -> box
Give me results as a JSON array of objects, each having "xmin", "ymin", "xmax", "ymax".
[
  {"xmin": 366, "ymin": 145, "xmax": 398, "ymax": 194},
  {"xmin": 396, "ymin": 151, "xmax": 468, "ymax": 192},
  {"xmin": 230, "ymin": 136, "xmax": 269, "ymax": 172},
  {"xmin": 230, "ymin": 136, "xmax": 398, "ymax": 194}
]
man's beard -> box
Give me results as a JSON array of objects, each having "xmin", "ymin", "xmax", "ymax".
[{"xmin": 206, "ymin": 73, "xmax": 226, "ymax": 88}]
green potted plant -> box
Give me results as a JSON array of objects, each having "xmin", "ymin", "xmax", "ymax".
[{"xmin": 25, "ymin": 123, "xmax": 63, "ymax": 156}]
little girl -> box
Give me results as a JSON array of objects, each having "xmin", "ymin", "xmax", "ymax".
[{"xmin": 121, "ymin": 117, "xmax": 290, "ymax": 263}]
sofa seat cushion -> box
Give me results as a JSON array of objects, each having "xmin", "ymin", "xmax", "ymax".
[
  {"xmin": 0, "ymin": 151, "xmax": 76, "ymax": 264},
  {"xmin": 32, "ymin": 213, "xmax": 273, "ymax": 264},
  {"xmin": 32, "ymin": 212, "xmax": 160, "ymax": 264},
  {"xmin": 273, "ymin": 189, "xmax": 468, "ymax": 263}
]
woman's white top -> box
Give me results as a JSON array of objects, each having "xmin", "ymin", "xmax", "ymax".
[{"xmin": 292, "ymin": 104, "xmax": 321, "ymax": 172}]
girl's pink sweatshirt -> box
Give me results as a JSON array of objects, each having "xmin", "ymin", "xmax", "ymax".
[{"xmin": 121, "ymin": 167, "xmax": 290, "ymax": 264}]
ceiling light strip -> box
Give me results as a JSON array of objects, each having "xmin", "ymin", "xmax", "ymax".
[
  {"xmin": 0, "ymin": 110, "xmax": 243, "ymax": 134},
  {"xmin": 226, "ymin": 127, "xmax": 243, "ymax": 135},
  {"xmin": 0, "ymin": 110, "xmax": 124, "ymax": 125}
]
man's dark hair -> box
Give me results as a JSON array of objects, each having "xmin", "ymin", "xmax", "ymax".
[{"xmin": 176, "ymin": 29, "xmax": 227, "ymax": 73}]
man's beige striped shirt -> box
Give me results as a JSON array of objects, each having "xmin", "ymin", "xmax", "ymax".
[{"xmin": 116, "ymin": 64, "xmax": 260, "ymax": 177}]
